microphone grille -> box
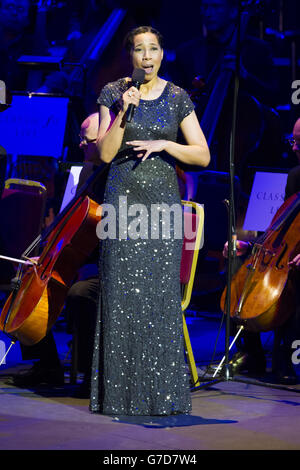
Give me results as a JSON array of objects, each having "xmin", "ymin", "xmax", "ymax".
[
  {"xmin": 132, "ymin": 68, "xmax": 145, "ymax": 83},
  {"xmin": 0, "ymin": 81, "xmax": 6, "ymax": 105}
]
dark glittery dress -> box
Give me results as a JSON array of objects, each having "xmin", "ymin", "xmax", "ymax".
[{"xmin": 90, "ymin": 78, "xmax": 194, "ymax": 416}]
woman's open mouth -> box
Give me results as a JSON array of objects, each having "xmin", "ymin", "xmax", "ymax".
[{"xmin": 143, "ymin": 65, "xmax": 154, "ymax": 74}]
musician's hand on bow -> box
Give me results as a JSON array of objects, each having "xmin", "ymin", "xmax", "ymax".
[
  {"xmin": 221, "ymin": 54, "xmax": 247, "ymax": 79},
  {"xmin": 288, "ymin": 253, "xmax": 300, "ymax": 268},
  {"xmin": 23, "ymin": 256, "xmax": 39, "ymax": 267},
  {"xmin": 126, "ymin": 139, "xmax": 168, "ymax": 161},
  {"xmin": 223, "ymin": 240, "xmax": 249, "ymax": 258}
]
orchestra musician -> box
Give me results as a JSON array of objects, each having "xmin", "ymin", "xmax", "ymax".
[
  {"xmin": 9, "ymin": 113, "xmax": 106, "ymax": 395},
  {"xmin": 223, "ymin": 117, "xmax": 300, "ymax": 385}
]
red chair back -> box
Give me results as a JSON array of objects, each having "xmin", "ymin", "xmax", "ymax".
[{"xmin": 0, "ymin": 180, "xmax": 47, "ymax": 283}]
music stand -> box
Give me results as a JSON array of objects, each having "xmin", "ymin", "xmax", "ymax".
[
  {"xmin": 0, "ymin": 81, "xmax": 10, "ymax": 202},
  {"xmin": 192, "ymin": 1, "xmax": 300, "ymax": 395},
  {"xmin": 194, "ymin": 0, "xmax": 243, "ymax": 387}
]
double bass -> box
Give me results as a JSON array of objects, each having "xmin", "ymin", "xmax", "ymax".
[
  {"xmin": 0, "ymin": 163, "xmax": 107, "ymax": 346},
  {"xmin": 220, "ymin": 191, "xmax": 300, "ymax": 332}
]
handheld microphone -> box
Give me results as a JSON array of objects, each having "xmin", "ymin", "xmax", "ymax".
[
  {"xmin": 0, "ymin": 80, "xmax": 6, "ymax": 105},
  {"xmin": 126, "ymin": 68, "xmax": 145, "ymax": 123},
  {"xmin": 0, "ymin": 80, "xmax": 11, "ymax": 111}
]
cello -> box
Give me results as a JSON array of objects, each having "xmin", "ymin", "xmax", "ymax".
[
  {"xmin": 220, "ymin": 191, "xmax": 300, "ymax": 332},
  {"xmin": 0, "ymin": 162, "xmax": 107, "ymax": 346}
]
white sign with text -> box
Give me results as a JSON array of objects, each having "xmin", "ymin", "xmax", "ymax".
[
  {"xmin": 60, "ymin": 165, "xmax": 83, "ymax": 212},
  {"xmin": 243, "ymin": 171, "xmax": 288, "ymax": 232}
]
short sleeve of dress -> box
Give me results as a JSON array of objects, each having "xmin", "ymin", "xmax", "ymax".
[
  {"xmin": 97, "ymin": 84, "xmax": 114, "ymax": 109},
  {"xmin": 96, "ymin": 79, "xmax": 127, "ymax": 116},
  {"xmin": 178, "ymin": 88, "xmax": 195, "ymax": 123}
]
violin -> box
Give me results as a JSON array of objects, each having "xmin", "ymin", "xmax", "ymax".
[{"xmin": 220, "ymin": 191, "xmax": 300, "ymax": 332}]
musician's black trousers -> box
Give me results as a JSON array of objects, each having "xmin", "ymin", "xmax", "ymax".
[
  {"xmin": 20, "ymin": 277, "xmax": 99, "ymax": 375},
  {"xmin": 272, "ymin": 277, "xmax": 300, "ymax": 367},
  {"xmin": 229, "ymin": 256, "xmax": 300, "ymax": 365}
]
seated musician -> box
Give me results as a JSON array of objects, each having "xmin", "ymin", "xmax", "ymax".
[
  {"xmin": 9, "ymin": 113, "xmax": 106, "ymax": 396},
  {"xmin": 222, "ymin": 117, "xmax": 300, "ymax": 385}
]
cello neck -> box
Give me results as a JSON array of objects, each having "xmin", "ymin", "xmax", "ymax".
[
  {"xmin": 257, "ymin": 192, "xmax": 300, "ymax": 247},
  {"xmin": 43, "ymin": 162, "xmax": 108, "ymax": 237},
  {"xmin": 21, "ymin": 161, "xmax": 108, "ymax": 258}
]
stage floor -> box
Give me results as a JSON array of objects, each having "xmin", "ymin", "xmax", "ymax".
[
  {"xmin": 0, "ymin": 314, "xmax": 300, "ymax": 451},
  {"xmin": 0, "ymin": 369, "xmax": 300, "ymax": 451}
]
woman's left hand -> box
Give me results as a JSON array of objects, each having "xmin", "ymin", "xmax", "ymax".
[{"xmin": 126, "ymin": 139, "xmax": 167, "ymax": 161}]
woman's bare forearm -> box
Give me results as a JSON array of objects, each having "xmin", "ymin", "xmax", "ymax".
[
  {"xmin": 96, "ymin": 109, "xmax": 127, "ymax": 163},
  {"xmin": 164, "ymin": 140, "xmax": 210, "ymax": 167}
]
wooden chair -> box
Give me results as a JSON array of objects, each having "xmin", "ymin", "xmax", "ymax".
[
  {"xmin": 0, "ymin": 178, "xmax": 47, "ymax": 289},
  {"xmin": 69, "ymin": 200, "xmax": 205, "ymax": 387}
]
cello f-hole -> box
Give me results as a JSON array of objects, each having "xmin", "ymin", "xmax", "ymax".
[{"xmin": 275, "ymin": 243, "xmax": 288, "ymax": 270}]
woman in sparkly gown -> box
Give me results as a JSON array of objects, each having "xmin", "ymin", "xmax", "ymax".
[{"xmin": 90, "ymin": 26, "xmax": 210, "ymax": 416}]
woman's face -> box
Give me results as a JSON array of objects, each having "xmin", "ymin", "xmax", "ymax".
[{"xmin": 131, "ymin": 32, "xmax": 163, "ymax": 81}]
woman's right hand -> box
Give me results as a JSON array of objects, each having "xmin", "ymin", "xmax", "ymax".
[
  {"xmin": 223, "ymin": 240, "xmax": 250, "ymax": 258},
  {"xmin": 122, "ymin": 86, "xmax": 141, "ymax": 112}
]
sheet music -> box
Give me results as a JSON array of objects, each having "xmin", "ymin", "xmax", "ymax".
[{"xmin": 243, "ymin": 171, "xmax": 288, "ymax": 232}]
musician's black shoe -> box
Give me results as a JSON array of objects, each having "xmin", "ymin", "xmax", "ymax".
[
  {"xmin": 206, "ymin": 351, "xmax": 266, "ymax": 377},
  {"xmin": 11, "ymin": 361, "xmax": 64, "ymax": 387},
  {"xmin": 273, "ymin": 368, "xmax": 298, "ymax": 385},
  {"xmin": 272, "ymin": 349, "xmax": 298, "ymax": 385},
  {"xmin": 229, "ymin": 351, "xmax": 266, "ymax": 375}
]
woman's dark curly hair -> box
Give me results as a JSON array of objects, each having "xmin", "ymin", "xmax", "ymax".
[{"xmin": 123, "ymin": 26, "xmax": 164, "ymax": 52}]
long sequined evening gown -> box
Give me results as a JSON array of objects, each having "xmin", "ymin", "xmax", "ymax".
[{"xmin": 90, "ymin": 79, "xmax": 194, "ymax": 415}]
